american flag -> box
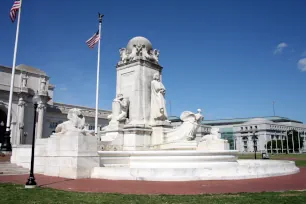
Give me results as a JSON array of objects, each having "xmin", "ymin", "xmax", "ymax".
[
  {"xmin": 86, "ymin": 30, "xmax": 100, "ymax": 49},
  {"xmin": 10, "ymin": 0, "xmax": 21, "ymax": 23}
]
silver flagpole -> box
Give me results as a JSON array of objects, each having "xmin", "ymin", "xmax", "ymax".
[
  {"xmin": 1, "ymin": 0, "xmax": 23, "ymax": 151},
  {"xmin": 94, "ymin": 13, "xmax": 104, "ymax": 136}
]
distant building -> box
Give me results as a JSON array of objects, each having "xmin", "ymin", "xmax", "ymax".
[
  {"xmin": 0, "ymin": 64, "xmax": 110, "ymax": 148},
  {"xmin": 169, "ymin": 116, "xmax": 306, "ymax": 153}
]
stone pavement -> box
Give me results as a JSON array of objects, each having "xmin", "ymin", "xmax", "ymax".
[
  {"xmin": 0, "ymin": 162, "xmax": 29, "ymax": 175},
  {"xmin": 0, "ymin": 167, "xmax": 306, "ymax": 195},
  {"xmin": 0, "ymin": 152, "xmax": 10, "ymax": 162}
]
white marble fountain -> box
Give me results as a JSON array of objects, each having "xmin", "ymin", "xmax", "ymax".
[{"xmin": 14, "ymin": 36, "xmax": 299, "ymax": 180}]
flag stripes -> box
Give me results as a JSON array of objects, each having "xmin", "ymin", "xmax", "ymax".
[
  {"xmin": 86, "ymin": 31, "xmax": 100, "ymax": 49},
  {"xmin": 10, "ymin": 0, "xmax": 21, "ymax": 23}
]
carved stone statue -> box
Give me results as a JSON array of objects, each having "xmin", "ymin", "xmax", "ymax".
[
  {"xmin": 119, "ymin": 48, "xmax": 129, "ymax": 64},
  {"xmin": 40, "ymin": 77, "xmax": 47, "ymax": 92},
  {"xmin": 150, "ymin": 49, "xmax": 160, "ymax": 62},
  {"xmin": 129, "ymin": 44, "xmax": 143, "ymax": 61},
  {"xmin": 142, "ymin": 45, "xmax": 153, "ymax": 60},
  {"xmin": 197, "ymin": 127, "xmax": 229, "ymax": 151},
  {"xmin": 165, "ymin": 109, "xmax": 203, "ymax": 142},
  {"xmin": 150, "ymin": 73, "xmax": 168, "ymax": 125},
  {"xmin": 107, "ymin": 94, "xmax": 129, "ymax": 122},
  {"xmin": 200, "ymin": 127, "xmax": 225, "ymax": 142},
  {"xmin": 21, "ymin": 73, "xmax": 28, "ymax": 88},
  {"xmin": 54, "ymin": 108, "xmax": 94, "ymax": 136}
]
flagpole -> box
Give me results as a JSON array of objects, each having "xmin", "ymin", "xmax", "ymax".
[
  {"xmin": 1, "ymin": 0, "xmax": 23, "ymax": 151},
  {"xmin": 94, "ymin": 14, "xmax": 103, "ymax": 136}
]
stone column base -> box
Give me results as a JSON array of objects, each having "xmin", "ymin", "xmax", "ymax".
[{"xmin": 122, "ymin": 125, "xmax": 152, "ymax": 151}]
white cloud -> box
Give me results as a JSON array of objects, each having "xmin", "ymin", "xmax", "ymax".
[
  {"xmin": 274, "ymin": 42, "xmax": 288, "ymax": 55},
  {"xmin": 297, "ymin": 58, "xmax": 306, "ymax": 72}
]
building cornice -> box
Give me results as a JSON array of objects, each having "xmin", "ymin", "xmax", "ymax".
[{"xmin": 48, "ymin": 102, "xmax": 111, "ymax": 119}]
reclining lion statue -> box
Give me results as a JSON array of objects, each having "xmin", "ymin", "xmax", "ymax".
[{"xmin": 54, "ymin": 108, "xmax": 94, "ymax": 136}]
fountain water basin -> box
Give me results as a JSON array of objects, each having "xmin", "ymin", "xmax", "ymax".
[{"xmin": 91, "ymin": 150, "xmax": 299, "ymax": 181}]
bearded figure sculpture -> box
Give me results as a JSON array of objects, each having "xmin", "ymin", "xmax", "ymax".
[{"xmin": 54, "ymin": 108, "xmax": 94, "ymax": 136}]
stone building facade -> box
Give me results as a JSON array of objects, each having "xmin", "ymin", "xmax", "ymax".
[
  {"xmin": 169, "ymin": 116, "xmax": 306, "ymax": 153},
  {"xmin": 0, "ymin": 64, "xmax": 110, "ymax": 148},
  {"xmin": 202, "ymin": 117, "xmax": 306, "ymax": 153}
]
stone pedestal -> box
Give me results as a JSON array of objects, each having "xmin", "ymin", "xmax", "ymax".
[
  {"xmin": 197, "ymin": 140, "xmax": 230, "ymax": 151},
  {"xmin": 100, "ymin": 101, "xmax": 125, "ymax": 150},
  {"xmin": 150, "ymin": 121, "xmax": 172, "ymax": 149},
  {"xmin": 34, "ymin": 138, "xmax": 48, "ymax": 173},
  {"xmin": 122, "ymin": 125, "xmax": 152, "ymax": 150},
  {"xmin": 35, "ymin": 132, "xmax": 99, "ymax": 179},
  {"xmin": 100, "ymin": 130, "xmax": 124, "ymax": 151}
]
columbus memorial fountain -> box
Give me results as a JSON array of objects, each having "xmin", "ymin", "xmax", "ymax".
[{"xmin": 12, "ymin": 36, "xmax": 299, "ymax": 181}]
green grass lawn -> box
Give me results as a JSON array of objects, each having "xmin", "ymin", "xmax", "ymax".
[
  {"xmin": 0, "ymin": 183, "xmax": 306, "ymax": 204},
  {"xmin": 238, "ymin": 153, "xmax": 306, "ymax": 159},
  {"xmin": 295, "ymin": 160, "xmax": 306, "ymax": 167},
  {"xmin": 238, "ymin": 153, "xmax": 306, "ymax": 167}
]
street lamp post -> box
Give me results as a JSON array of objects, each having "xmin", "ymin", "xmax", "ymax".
[
  {"xmin": 25, "ymin": 94, "xmax": 40, "ymax": 188},
  {"xmin": 252, "ymin": 131, "xmax": 257, "ymax": 160}
]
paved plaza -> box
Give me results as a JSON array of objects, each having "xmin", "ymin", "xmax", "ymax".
[{"xmin": 0, "ymin": 164, "xmax": 305, "ymax": 195}]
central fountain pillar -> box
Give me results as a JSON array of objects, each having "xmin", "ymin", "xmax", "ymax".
[
  {"xmin": 101, "ymin": 37, "xmax": 165, "ymax": 150},
  {"xmin": 116, "ymin": 60, "xmax": 162, "ymax": 126},
  {"xmin": 116, "ymin": 60, "xmax": 162, "ymax": 150}
]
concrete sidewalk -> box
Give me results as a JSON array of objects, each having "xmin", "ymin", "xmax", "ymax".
[{"xmin": 0, "ymin": 167, "xmax": 305, "ymax": 195}]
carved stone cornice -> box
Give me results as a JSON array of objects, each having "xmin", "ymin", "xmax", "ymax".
[
  {"xmin": 37, "ymin": 102, "xmax": 47, "ymax": 110},
  {"xmin": 37, "ymin": 93, "xmax": 51, "ymax": 104},
  {"xmin": 17, "ymin": 91, "xmax": 28, "ymax": 98},
  {"xmin": 18, "ymin": 100, "xmax": 26, "ymax": 107},
  {"xmin": 49, "ymin": 103, "xmax": 111, "ymax": 119},
  {"xmin": 116, "ymin": 59, "xmax": 163, "ymax": 71},
  {"xmin": 19, "ymin": 87, "xmax": 29, "ymax": 94}
]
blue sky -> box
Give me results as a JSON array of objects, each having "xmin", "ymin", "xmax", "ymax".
[{"xmin": 1, "ymin": 0, "xmax": 306, "ymax": 123}]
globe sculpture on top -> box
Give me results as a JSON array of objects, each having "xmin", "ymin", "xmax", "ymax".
[{"xmin": 118, "ymin": 36, "xmax": 160, "ymax": 64}]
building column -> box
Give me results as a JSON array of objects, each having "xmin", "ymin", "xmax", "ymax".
[
  {"xmin": 36, "ymin": 101, "xmax": 46, "ymax": 139},
  {"xmin": 281, "ymin": 131, "xmax": 284, "ymax": 153},
  {"xmin": 303, "ymin": 132, "xmax": 306, "ymax": 153},
  {"xmin": 297, "ymin": 130, "xmax": 301, "ymax": 153},
  {"xmin": 16, "ymin": 95, "xmax": 26, "ymax": 145},
  {"xmin": 237, "ymin": 136, "xmax": 241, "ymax": 152},
  {"xmin": 264, "ymin": 132, "xmax": 267, "ymax": 152},
  {"xmin": 291, "ymin": 131, "xmax": 295, "ymax": 153},
  {"xmin": 234, "ymin": 137, "xmax": 236, "ymax": 150},
  {"xmin": 275, "ymin": 131, "xmax": 278, "ymax": 154},
  {"xmin": 36, "ymin": 77, "xmax": 50, "ymax": 139},
  {"xmin": 270, "ymin": 134, "xmax": 273, "ymax": 153},
  {"xmin": 286, "ymin": 131, "xmax": 289, "ymax": 154}
]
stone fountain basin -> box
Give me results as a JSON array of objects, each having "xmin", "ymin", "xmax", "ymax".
[{"xmin": 91, "ymin": 150, "xmax": 299, "ymax": 181}]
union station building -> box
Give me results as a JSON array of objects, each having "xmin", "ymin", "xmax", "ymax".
[{"xmin": 0, "ymin": 64, "xmax": 110, "ymax": 149}]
